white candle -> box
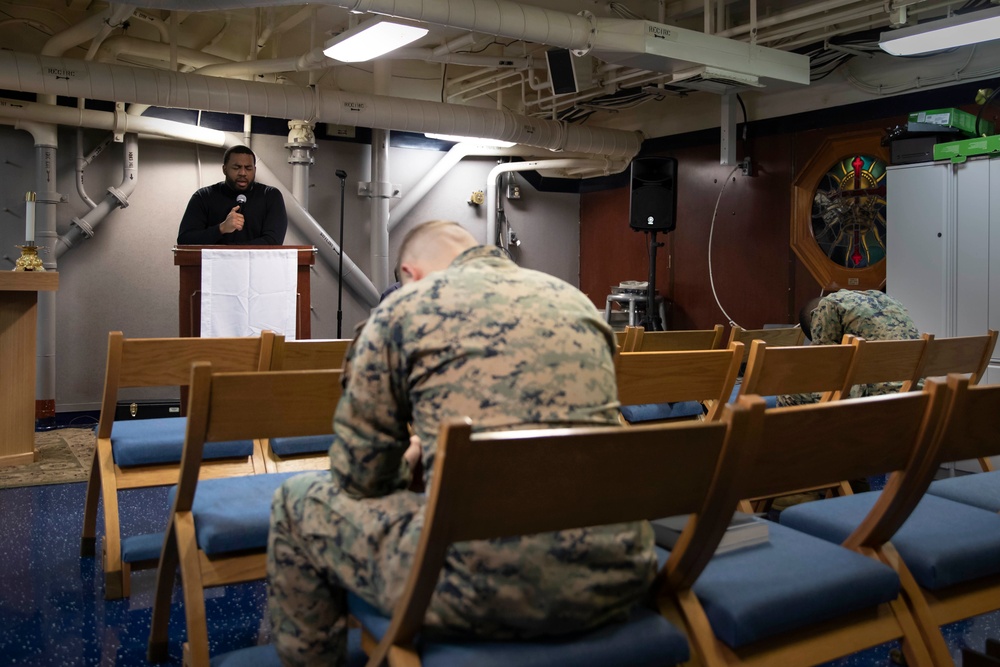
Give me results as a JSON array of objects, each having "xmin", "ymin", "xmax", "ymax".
[{"xmin": 25, "ymin": 192, "xmax": 35, "ymax": 244}]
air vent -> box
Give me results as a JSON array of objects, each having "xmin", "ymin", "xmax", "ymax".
[{"xmin": 591, "ymin": 19, "xmax": 809, "ymax": 92}]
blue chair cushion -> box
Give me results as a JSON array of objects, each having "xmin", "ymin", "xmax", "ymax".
[
  {"xmin": 926, "ymin": 471, "xmax": 1000, "ymax": 513},
  {"xmin": 270, "ymin": 434, "xmax": 333, "ymax": 457},
  {"xmin": 167, "ymin": 472, "xmax": 300, "ymax": 556},
  {"xmin": 348, "ymin": 592, "xmax": 689, "ymax": 667},
  {"xmin": 727, "ymin": 384, "xmax": 777, "ymax": 408},
  {"xmin": 658, "ymin": 522, "xmax": 899, "ymax": 649},
  {"xmin": 780, "ymin": 491, "xmax": 1000, "ymax": 591},
  {"xmin": 209, "ymin": 629, "xmax": 365, "ymax": 666},
  {"xmin": 620, "ymin": 402, "xmax": 705, "ymax": 423},
  {"xmin": 110, "ymin": 417, "xmax": 254, "ymax": 467},
  {"xmin": 121, "ymin": 531, "xmax": 165, "ymax": 564}
]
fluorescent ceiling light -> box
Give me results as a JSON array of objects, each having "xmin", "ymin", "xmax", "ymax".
[
  {"xmin": 323, "ymin": 17, "xmax": 428, "ymax": 62},
  {"xmin": 425, "ymin": 133, "xmax": 516, "ymax": 147},
  {"xmin": 879, "ymin": 7, "xmax": 1000, "ymax": 56}
]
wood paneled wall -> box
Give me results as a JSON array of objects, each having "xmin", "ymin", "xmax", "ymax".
[{"xmin": 581, "ymin": 116, "xmax": 905, "ymax": 334}]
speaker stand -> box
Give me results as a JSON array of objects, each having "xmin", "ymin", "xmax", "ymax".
[{"xmin": 643, "ymin": 231, "xmax": 665, "ymax": 331}]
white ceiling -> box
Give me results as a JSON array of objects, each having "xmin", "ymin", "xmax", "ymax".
[{"xmin": 0, "ymin": 0, "xmax": 996, "ymax": 141}]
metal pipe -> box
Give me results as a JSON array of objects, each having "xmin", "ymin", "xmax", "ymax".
[
  {"xmin": 57, "ymin": 134, "xmax": 139, "ymax": 258},
  {"xmin": 370, "ymin": 60, "xmax": 391, "ymax": 293},
  {"xmin": 0, "ymin": 51, "xmax": 644, "ymax": 159},
  {"xmin": 485, "ymin": 158, "xmax": 626, "ymax": 246}
]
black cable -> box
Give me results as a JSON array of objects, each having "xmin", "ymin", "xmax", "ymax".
[{"xmin": 736, "ymin": 93, "xmax": 748, "ymax": 141}]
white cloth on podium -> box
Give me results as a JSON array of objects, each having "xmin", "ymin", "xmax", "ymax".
[{"xmin": 201, "ymin": 248, "xmax": 297, "ymax": 339}]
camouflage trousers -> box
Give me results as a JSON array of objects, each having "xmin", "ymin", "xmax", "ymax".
[
  {"xmin": 267, "ymin": 471, "xmax": 657, "ymax": 667},
  {"xmin": 267, "ymin": 471, "xmax": 427, "ymax": 667}
]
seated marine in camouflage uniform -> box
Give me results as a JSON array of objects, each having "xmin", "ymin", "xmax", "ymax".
[
  {"xmin": 778, "ymin": 289, "xmax": 921, "ymax": 407},
  {"xmin": 267, "ymin": 220, "xmax": 656, "ymax": 666}
]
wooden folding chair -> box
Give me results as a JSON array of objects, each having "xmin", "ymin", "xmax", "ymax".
[
  {"xmin": 147, "ymin": 362, "xmax": 343, "ymax": 667},
  {"xmin": 353, "ymin": 416, "xmax": 735, "ymax": 667},
  {"xmin": 661, "ymin": 389, "xmax": 948, "ymax": 667},
  {"xmin": 911, "ymin": 330, "xmax": 997, "ymax": 389},
  {"xmin": 726, "ymin": 325, "xmax": 805, "ymax": 366},
  {"xmin": 781, "ymin": 375, "xmax": 1000, "ymax": 665},
  {"xmin": 262, "ymin": 337, "xmax": 351, "ymax": 472},
  {"xmin": 615, "ymin": 343, "xmax": 743, "ymax": 422},
  {"xmin": 736, "ymin": 340, "xmax": 855, "ymax": 405},
  {"xmin": 832, "ymin": 334, "xmax": 928, "ymax": 401},
  {"xmin": 733, "ymin": 340, "xmax": 857, "ymax": 511},
  {"xmin": 614, "ymin": 329, "xmax": 627, "ymax": 352},
  {"xmin": 625, "ymin": 324, "xmax": 725, "ymax": 352},
  {"xmin": 80, "ymin": 331, "xmax": 274, "ymax": 600},
  {"xmin": 911, "ymin": 329, "xmax": 998, "ymax": 471}
]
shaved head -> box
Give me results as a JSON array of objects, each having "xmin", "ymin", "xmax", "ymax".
[{"xmin": 397, "ymin": 220, "xmax": 478, "ymax": 285}]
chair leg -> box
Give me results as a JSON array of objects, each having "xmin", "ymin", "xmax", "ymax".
[
  {"xmin": 836, "ymin": 480, "xmax": 854, "ymax": 497},
  {"xmin": 878, "ymin": 544, "xmax": 954, "ymax": 666},
  {"xmin": 148, "ymin": 524, "xmax": 180, "ymax": 664},
  {"xmin": 176, "ymin": 513, "xmax": 211, "ymax": 667},
  {"xmin": 96, "ymin": 438, "xmax": 126, "ymax": 599},
  {"xmin": 661, "ymin": 589, "xmax": 731, "ymax": 667},
  {"xmin": 80, "ymin": 446, "xmax": 101, "ymax": 557},
  {"xmin": 251, "ymin": 439, "xmax": 268, "ymax": 475}
]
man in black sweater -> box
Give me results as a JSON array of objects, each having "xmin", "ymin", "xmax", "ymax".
[{"xmin": 177, "ymin": 145, "xmax": 287, "ymax": 245}]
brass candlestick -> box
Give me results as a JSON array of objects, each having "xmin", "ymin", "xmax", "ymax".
[{"xmin": 13, "ymin": 244, "xmax": 46, "ymax": 271}]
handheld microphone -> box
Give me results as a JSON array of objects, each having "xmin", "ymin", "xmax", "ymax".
[
  {"xmin": 335, "ymin": 170, "xmax": 347, "ymax": 180},
  {"xmin": 235, "ymin": 193, "xmax": 247, "ymax": 211}
]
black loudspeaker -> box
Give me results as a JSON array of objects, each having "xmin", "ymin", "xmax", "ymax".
[{"xmin": 629, "ymin": 156, "xmax": 678, "ymax": 232}]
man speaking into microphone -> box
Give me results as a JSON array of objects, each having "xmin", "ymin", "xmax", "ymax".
[{"xmin": 177, "ymin": 145, "xmax": 287, "ymax": 245}]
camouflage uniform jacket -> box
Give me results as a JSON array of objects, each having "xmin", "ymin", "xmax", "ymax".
[
  {"xmin": 329, "ymin": 245, "xmax": 656, "ymax": 635},
  {"xmin": 778, "ymin": 289, "xmax": 920, "ymax": 407}
]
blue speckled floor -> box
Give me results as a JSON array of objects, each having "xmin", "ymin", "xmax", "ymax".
[
  {"xmin": 0, "ymin": 483, "xmax": 269, "ymax": 666},
  {"xmin": 1, "ymin": 481, "xmax": 998, "ymax": 666}
]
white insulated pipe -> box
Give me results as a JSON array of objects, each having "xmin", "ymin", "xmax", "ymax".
[
  {"xmin": 57, "ymin": 134, "xmax": 139, "ymax": 258},
  {"xmin": 389, "ymin": 142, "xmax": 591, "ymax": 231},
  {"xmin": 370, "ymin": 61, "xmax": 391, "ymax": 292},
  {"xmin": 136, "ymin": 0, "xmax": 596, "ymax": 53},
  {"xmin": 95, "ymin": 35, "xmax": 233, "ymax": 70},
  {"xmin": 0, "ymin": 51, "xmax": 642, "ymax": 160},
  {"xmin": 0, "ymin": 99, "xmax": 379, "ymax": 306},
  {"xmin": 0, "ymin": 97, "xmax": 227, "ymax": 147},
  {"xmin": 485, "ymin": 159, "xmax": 625, "ymax": 246},
  {"xmin": 29, "ymin": 139, "xmax": 59, "ymax": 413}
]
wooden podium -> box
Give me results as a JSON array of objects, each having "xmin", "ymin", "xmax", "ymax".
[
  {"xmin": 0, "ymin": 271, "xmax": 58, "ymax": 467},
  {"xmin": 173, "ymin": 245, "xmax": 315, "ymax": 339}
]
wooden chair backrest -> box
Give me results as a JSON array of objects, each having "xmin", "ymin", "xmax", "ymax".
[
  {"xmin": 727, "ymin": 325, "xmax": 805, "ymax": 363},
  {"xmin": 835, "ymin": 335, "xmax": 928, "ymax": 399},
  {"xmin": 616, "ymin": 343, "xmax": 744, "ymax": 421},
  {"xmin": 270, "ymin": 337, "xmax": 352, "ymax": 371},
  {"xmin": 627, "ymin": 325, "xmax": 725, "ymax": 352},
  {"xmin": 366, "ymin": 417, "xmax": 732, "ymax": 662},
  {"xmin": 621, "ymin": 326, "xmax": 641, "ymax": 353},
  {"xmin": 614, "ymin": 330, "xmax": 627, "ymax": 350},
  {"xmin": 932, "ymin": 374, "xmax": 1000, "ymax": 465},
  {"xmin": 172, "ymin": 363, "xmax": 342, "ymax": 512},
  {"xmin": 838, "ymin": 375, "xmax": 993, "ymax": 551},
  {"xmin": 663, "ymin": 389, "xmax": 942, "ymax": 590},
  {"xmin": 737, "ymin": 340, "xmax": 855, "ymax": 402},
  {"xmin": 915, "ymin": 330, "xmax": 998, "ymax": 386},
  {"xmin": 97, "ymin": 331, "xmax": 274, "ymax": 439}
]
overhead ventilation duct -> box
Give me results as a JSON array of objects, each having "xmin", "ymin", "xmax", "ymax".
[
  {"xmin": 135, "ymin": 0, "xmax": 810, "ymax": 91},
  {"xmin": 590, "ymin": 19, "xmax": 809, "ymax": 89}
]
